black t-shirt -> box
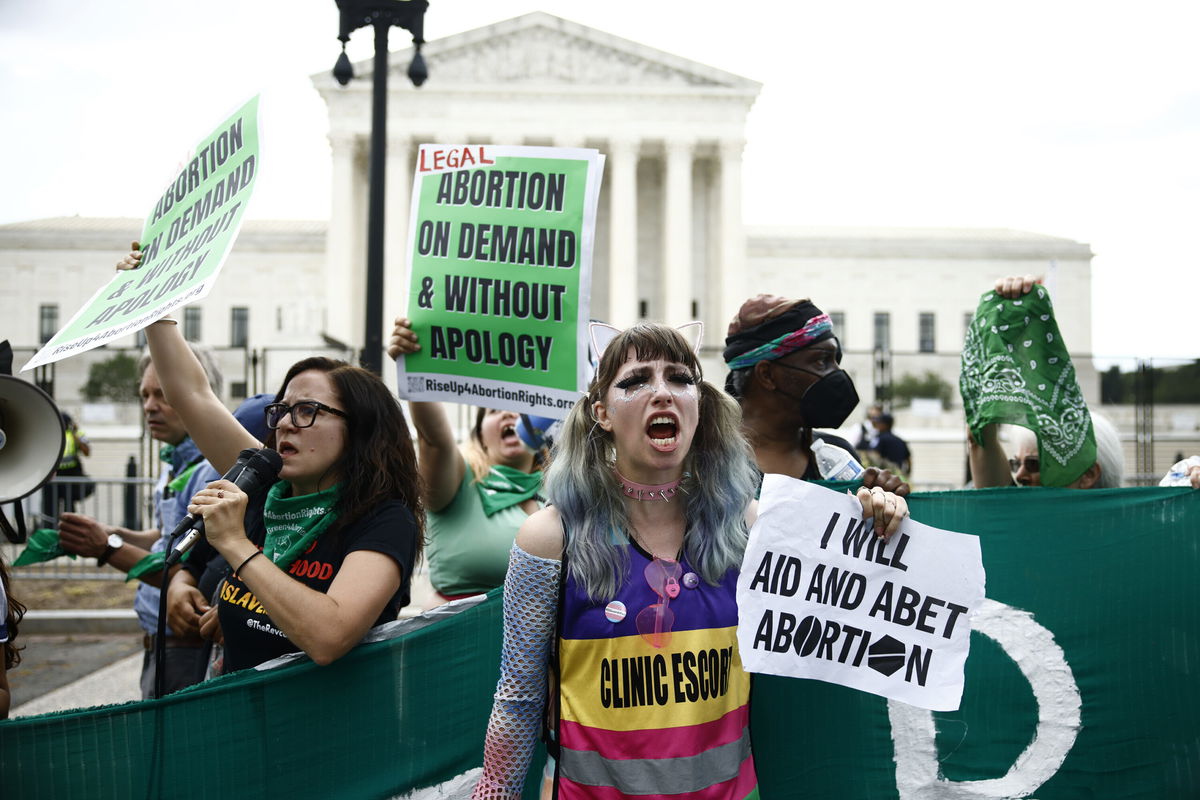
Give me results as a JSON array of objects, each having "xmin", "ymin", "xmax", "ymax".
[
  {"xmin": 184, "ymin": 491, "xmax": 418, "ymax": 674},
  {"xmin": 871, "ymin": 430, "xmax": 911, "ymax": 467}
]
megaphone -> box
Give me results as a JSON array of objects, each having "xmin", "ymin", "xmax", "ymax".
[
  {"xmin": 0, "ymin": 375, "xmax": 65, "ymax": 504},
  {"xmin": 0, "ymin": 339, "xmax": 65, "ymax": 543},
  {"xmin": 515, "ymin": 413, "xmax": 562, "ymax": 454}
]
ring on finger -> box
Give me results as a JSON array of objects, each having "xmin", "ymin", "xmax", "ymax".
[{"xmin": 217, "ymin": 490, "xmax": 224, "ymax": 499}]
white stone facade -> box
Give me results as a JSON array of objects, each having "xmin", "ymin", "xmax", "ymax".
[
  {"xmin": 2, "ymin": 12, "xmax": 1123, "ymax": 489},
  {"xmin": 313, "ymin": 12, "xmax": 761, "ymax": 351}
]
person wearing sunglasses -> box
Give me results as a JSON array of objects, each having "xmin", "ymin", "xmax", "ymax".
[
  {"xmin": 138, "ymin": 314, "xmax": 423, "ymax": 674},
  {"xmin": 964, "ymin": 275, "xmax": 1124, "ymax": 489},
  {"xmin": 388, "ymin": 317, "xmax": 545, "ymax": 607},
  {"xmin": 472, "ymin": 323, "xmax": 909, "ymax": 799}
]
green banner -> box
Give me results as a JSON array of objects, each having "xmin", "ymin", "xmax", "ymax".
[
  {"xmin": 2, "ymin": 487, "xmax": 1197, "ymax": 799},
  {"xmin": 396, "ymin": 144, "xmax": 604, "ymax": 418},
  {"xmin": 23, "ymin": 96, "xmax": 260, "ymax": 371}
]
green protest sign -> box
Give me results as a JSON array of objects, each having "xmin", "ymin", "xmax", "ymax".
[
  {"xmin": 22, "ymin": 96, "xmax": 260, "ymax": 371},
  {"xmin": 396, "ymin": 144, "xmax": 605, "ymax": 418}
]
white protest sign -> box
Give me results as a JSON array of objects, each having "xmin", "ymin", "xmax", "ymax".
[
  {"xmin": 737, "ymin": 474, "xmax": 985, "ymax": 711},
  {"xmin": 23, "ymin": 96, "xmax": 260, "ymax": 371}
]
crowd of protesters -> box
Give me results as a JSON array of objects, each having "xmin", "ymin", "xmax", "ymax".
[{"xmin": 1, "ymin": 260, "xmax": 1193, "ymax": 798}]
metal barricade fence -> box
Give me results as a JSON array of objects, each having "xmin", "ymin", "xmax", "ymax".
[{"xmin": 3, "ymin": 476, "xmax": 157, "ymax": 581}]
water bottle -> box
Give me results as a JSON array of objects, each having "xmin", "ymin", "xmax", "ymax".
[{"xmin": 812, "ymin": 438, "xmax": 865, "ymax": 481}]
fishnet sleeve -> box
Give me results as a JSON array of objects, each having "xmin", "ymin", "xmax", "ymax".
[{"xmin": 472, "ymin": 544, "xmax": 561, "ymax": 800}]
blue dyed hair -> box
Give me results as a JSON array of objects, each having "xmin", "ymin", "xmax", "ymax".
[{"xmin": 545, "ymin": 323, "xmax": 758, "ymax": 601}]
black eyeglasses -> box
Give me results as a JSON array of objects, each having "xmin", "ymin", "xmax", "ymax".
[
  {"xmin": 264, "ymin": 401, "xmax": 349, "ymax": 430},
  {"xmin": 1008, "ymin": 456, "xmax": 1040, "ymax": 474}
]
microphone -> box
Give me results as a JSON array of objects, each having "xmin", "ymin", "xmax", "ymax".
[{"xmin": 163, "ymin": 447, "xmax": 283, "ymax": 566}]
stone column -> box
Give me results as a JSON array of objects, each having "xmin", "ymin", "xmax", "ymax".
[
  {"xmin": 663, "ymin": 138, "xmax": 694, "ymax": 325},
  {"xmin": 718, "ymin": 139, "xmax": 747, "ymax": 330},
  {"xmin": 383, "ymin": 135, "xmax": 412, "ymax": 386},
  {"xmin": 607, "ymin": 138, "xmax": 639, "ymax": 328},
  {"xmin": 325, "ymin": 132, "xmax": 362, "ymax": 348}
]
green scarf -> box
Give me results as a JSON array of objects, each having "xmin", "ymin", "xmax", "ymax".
[
  {"xmin": 13, "ymin": 529, "xmax": 75, "ymax": 567},
  {"xmin": 475, "ymin": 465, "xmax": 542, "ymax": 516},
  {"xmin": 166, "ymin": 461, "xmax": 202, "ymax": 496},
  {"xmin": 262, "ymin": 482, "xmax": 341, "ymax": 572},
  {"xmin": 960, "ymin": 283, "xmax": 1096, "ymax": 487},
  {"xmin": 126, "ymin": 549, "xmax": 191, "ymax": 583}
]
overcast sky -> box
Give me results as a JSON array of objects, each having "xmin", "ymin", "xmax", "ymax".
[{"xmin": 2, "ymin": 0, "xmax": 1197, "ymax": 365}]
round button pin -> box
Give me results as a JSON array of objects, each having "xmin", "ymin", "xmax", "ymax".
[
  {"xmin": 604, "ymin": 600, "xmax": 627, "ymax": 623},
  {"xmin": 682, "ymin": 572, "xmax": 700, "ymax": 589}
]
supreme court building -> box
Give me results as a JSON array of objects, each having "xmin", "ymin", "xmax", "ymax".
[{"xmin": 3, "ymin": 12, "xmax": 1100, "ymax": 487}]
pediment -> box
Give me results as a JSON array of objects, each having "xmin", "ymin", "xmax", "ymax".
[{"xmin": 334, "ymin": 12, "xmax": 760, "ymax": 92}]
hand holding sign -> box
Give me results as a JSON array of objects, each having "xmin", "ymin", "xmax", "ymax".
[
  {"xmin": 855, "ymin": 483, "xmax": 910, "ymax": 539},
  {"xmin": 387, "ymin": 317, "xmax": 422, "ymax": 359},
  {"xmin": 116, "ymin": 243, "xmax": 143, "ymax": 272}
]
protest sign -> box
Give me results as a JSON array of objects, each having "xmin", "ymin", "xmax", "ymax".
[
  {"xmin": 22, "ymin": 96, "xmax": 260, "ymax": 371},
  {"xmin": 737, "ymin": 474, "xmax": 985, "ymax": 711},
  {"xmin": 396, "ymin": 144, "xmax": 604, "ymax": 418}
]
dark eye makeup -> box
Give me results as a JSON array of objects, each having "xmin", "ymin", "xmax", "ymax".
[{"xmin": 614, "ymin": 365, "xmax": 696, "ymax": 391}]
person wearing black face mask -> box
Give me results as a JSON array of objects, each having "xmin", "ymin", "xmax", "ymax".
[{"xmin": 724, "ymin": 294, "xmax": 908, "ymax": 495}]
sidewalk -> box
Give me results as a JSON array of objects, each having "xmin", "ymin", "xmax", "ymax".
[
  {"xmin": 6, "ymin": 570, "xmax": 438, "ymax": 719},
  {"xmin": 7, "ymin": 634, "xmax": 142, "ymax": 718}
]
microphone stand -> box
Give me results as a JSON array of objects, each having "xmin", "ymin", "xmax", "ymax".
[{"xmin": 152, "ymin": 527, "xmax": 188, "ymax": 700}]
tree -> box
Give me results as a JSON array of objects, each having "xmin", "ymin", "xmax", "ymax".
[
  {"xmin": 891, "ymin": 371, "xmax": 954, "ymax": 409},
  {"xmin": 1098, "ymin": 360, "xmax": 1200, "ymax": 405},
  {"xmin": 81, "ymin": 352, "xmax": 140, "ymax": 403}
]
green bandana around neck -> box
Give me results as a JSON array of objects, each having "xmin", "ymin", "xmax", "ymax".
[
  {"xmin": 960, "ymin": 284, "xmax": 1096, "ymax": 487},
  {"xmin": 476, "ymin": 465, "xmax": 542, "ymax": 516},
  {"xmin": 159, "ymin": 444, "xmax": 176, "ymax": 463},
  {"xmin": 166, "ymin": 461, "xmax": 202, "ymax": 496},
  {"xmin": 262, "ymin": 481, "xmax": 341, "ymax": 572}
]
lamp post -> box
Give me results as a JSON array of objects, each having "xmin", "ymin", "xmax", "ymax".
[{"xmin": 332, "ymin": 0, "xmax": 429, "ymax": 375}]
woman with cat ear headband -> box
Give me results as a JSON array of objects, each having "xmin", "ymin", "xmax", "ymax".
[{"xmin": 472, "ymin": 321, "xmax": 908, "ymax": 799}]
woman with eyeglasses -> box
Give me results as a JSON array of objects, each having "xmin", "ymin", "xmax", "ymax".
[
  {"xmin": 388, "ymin": 317, "xmax": 545, "ymax": 607},
  {"xmin": 140, "ymin": 317, "xmax": 423, "ymax": 673},
  {"xmin": 472, "ymin": 323, "xmax": 907, "ymax": 799}
]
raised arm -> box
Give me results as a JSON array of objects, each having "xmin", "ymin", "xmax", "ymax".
[
  {"xmin": 388, "ymin": 316, "xmax": 466, "ymax": 511},
  {"xmin": 961, "ymin": 274, "xmax": 1042, "ymax": 489},
  {"xmin": 968, "ymin": 423, "xmax": 1014, "ymax": 488},
  {"xmin": 144, "ymin": 319, "xmax": 258, "ymax": 474}
]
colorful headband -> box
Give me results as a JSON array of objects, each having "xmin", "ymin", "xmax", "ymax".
[{"xmin": 724, "ymin": 313, "xmax": 832, "ymax": 370}]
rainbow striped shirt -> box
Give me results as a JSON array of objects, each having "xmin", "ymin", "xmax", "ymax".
[{"xmin": 556, "ymin": 543, "xmax": 758, "ymax": 799}]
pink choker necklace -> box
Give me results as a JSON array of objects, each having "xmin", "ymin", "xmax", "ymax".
[{"xmin": 615, "ymin": 470, "xmax": 682, "ymax": 501}]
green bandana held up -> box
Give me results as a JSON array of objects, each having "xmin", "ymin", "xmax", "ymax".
[
  {"xmin": 13, "ymin": 529, "xmax": 75, "ymax": 567},
  {"xmin": 476, "ymin": 465, "xmax": 542, "ymax": 516},
  {"xmin": 262, "ymin": 481, "xmax": 341, "ymax": 572},
  {"xmin": 960, "ymin": 283, "xmax": 1096, "ymax": 487}
]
